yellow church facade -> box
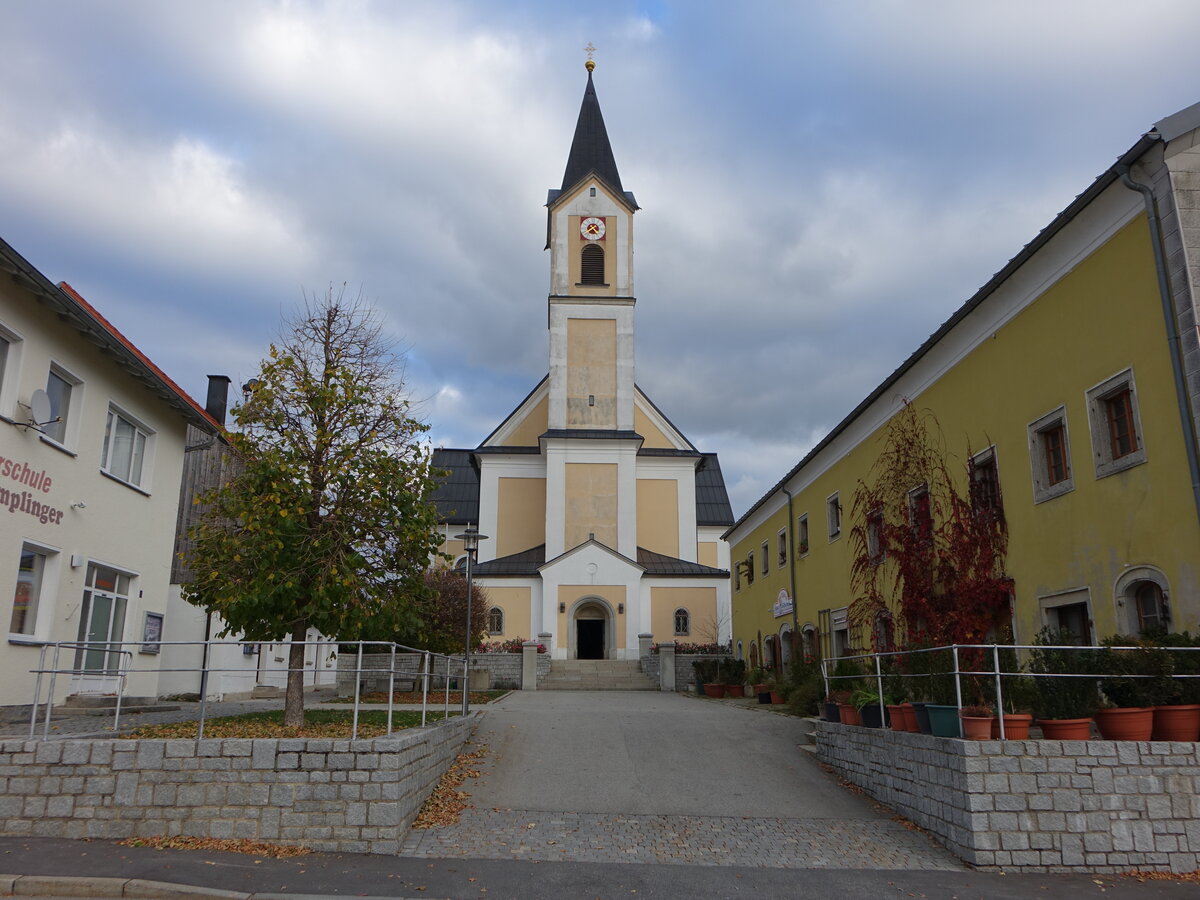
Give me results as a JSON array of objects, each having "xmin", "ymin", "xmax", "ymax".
[
  {"xmin": 432, "ymin": 66, "xmax": 733, "ymax": 660},
  {"xmin": 728, "ymin": 101, "xmax": 1200, "ymax": 667}
]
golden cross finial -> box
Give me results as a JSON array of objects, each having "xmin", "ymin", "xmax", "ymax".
[{"xmin": 584, "ymin": 42, "xmax": 596, "ymax": 72}]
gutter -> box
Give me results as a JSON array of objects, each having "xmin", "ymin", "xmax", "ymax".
[
  {"xmin": 1119, "ymin": 162, "xmax": 1200, "ymax": 525},
  {"xmin": 782, "ymin": 486, "xmax": 799, "ymax": 656}
]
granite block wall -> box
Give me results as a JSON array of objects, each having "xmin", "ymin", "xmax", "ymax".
[
  {"xmin": 816, "ymin": 721, "xmax": 1200, "ymax": 873},
  {"xmin": 0, "ymin": 717, "xmax": 472, "ymax": 855},
  {"xmin": 640, "ymin": 653, "xmax": 731, "ymax": 692}
]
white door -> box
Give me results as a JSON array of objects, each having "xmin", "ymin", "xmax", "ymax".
[{"xmin": 71, "ymin": 564, "xmax": 131, "ymax": 694}]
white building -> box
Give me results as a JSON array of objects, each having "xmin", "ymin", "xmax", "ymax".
[{"xmin": 0, "ymin": 236, "xmax": 220, "ymax": 713}]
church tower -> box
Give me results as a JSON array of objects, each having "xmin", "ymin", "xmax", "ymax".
[{"xmin": 431, "ymin": 61, "xmax": 733, "ymax": 662}]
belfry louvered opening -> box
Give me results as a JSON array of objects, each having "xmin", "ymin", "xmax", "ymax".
[{"xmin": 580, "ymin": 243, "xmax": 605, "ymax": 285}]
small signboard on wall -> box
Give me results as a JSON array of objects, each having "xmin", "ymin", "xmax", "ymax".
[
  {"xmin": 772, "ymin": 590, "xmax": 793, "ymax": 619},
  {"xmin": 140, "ymin": 612, "xmax": 163, "ymax": 654}
]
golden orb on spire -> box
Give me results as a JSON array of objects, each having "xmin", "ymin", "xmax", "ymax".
[
  {"xmin": 586, "ymin": 59, "xmax": 595, "ymax": 72},
  {"xmin": 584, "ymin": 42, "xmax": 596, "ymax": 72}
]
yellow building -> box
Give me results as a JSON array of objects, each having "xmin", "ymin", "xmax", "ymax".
[
  {"xmin": 431, "ymin": 64, "xmax": 733, "ymax": 660},
  {"xmin": 727, "ymin": 101, "xmax": 1200, "ymax": 668}
]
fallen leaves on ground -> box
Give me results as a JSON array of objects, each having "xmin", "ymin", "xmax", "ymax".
[
  {"xmin": 119, "ymin": 709, "xmax": 456, "ymax": 739},
  {"xmin": 1124, "ymin": 869, "xmax": 1200, "ymax": 882},
  {"xmin": 410, "ymin": 745, "xmax": 489, "ymax": 829},
  {"xmin": 117, "ymin": 836, "xmax": 311, "ymax": 858}
]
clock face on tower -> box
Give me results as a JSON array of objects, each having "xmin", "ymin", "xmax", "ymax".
[{"xmin": 580, "ymin": 216, "xmax": 606, "ymax": 240}]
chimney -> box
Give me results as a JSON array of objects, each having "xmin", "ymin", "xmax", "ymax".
[{"xmin": 205, "ymin": 375, "xmax": 232, "ymax": 425}]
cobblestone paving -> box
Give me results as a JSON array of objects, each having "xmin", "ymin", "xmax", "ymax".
[{"xmin": 400, "ymin": 807, "xmax": 964, "ymax": 869}]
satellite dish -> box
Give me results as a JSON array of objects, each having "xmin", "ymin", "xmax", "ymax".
[{"xmin": 29, "ymin": 389, "xmax": 52, "ymax": 426}]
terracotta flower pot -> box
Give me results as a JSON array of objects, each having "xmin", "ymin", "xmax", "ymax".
[
  {"xmin": 899, "ymin": 703, "xmax": 919, "ymax": 732},
  {"xmin": 725, "ymin": 684, "xmax": 744, "ymax": 698},
  {"xmin": 837, "ymin": 702, "xmax": 861, "ymax": 725},
  {"xmin": 960, "ymin": 714, "xmax": 993, "ymax": 740},
  {"xmin": 1094, "ymin": 707, "xmax": 1154, "ymax": 741},
  {"xmin": 1152, "ymin": 704, "xmax": 1200, "ymax": 741},
  {"xmin": 703, "ymin": 684, "xmax": 725, "ymax": 698},
  {"xmin": 886, "ymin": 704, "xmax": 906, "ymax": 731},
  {"xmin": 990, "ymin": 713, "xmax": 1033, "ymax": 739},
  {"xmin": 755, "ymin": 684, "xmax": 771, "ymax": 696},
  {"xmin": 1037, "ymin": 717, "xmax": 1093, "ymax": 740},
  {"xmin": 770, "ymin": 690, "xmax": 785, "ymax": 705}
]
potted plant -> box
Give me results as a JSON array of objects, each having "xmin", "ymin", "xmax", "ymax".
[
  {"xmin": 722, "ymin": 658, "xmax": 747, "ymax": 698},
  {"xmin": 749, "ymin": 667, "xmax": 771, "ymax": 699},
  {"xmin": 1094, "ymin": 636, "xmax": 1164, "ymax": 740},
  {"xmin": 851, "ymin": 687, "xmax": 888, "ymax": 729},
  {"xmin": 991, "ymin": 662, "xmax": 1036, "ymax": 738},
  {"xmin": 825, "ymin": 689, "xmax": 850, "ymax": 721},
  {"xmin": 1152, "ymin": 631, "xmax": 1200, "ymax": 740},
  {"xmin": 768, "ymin": 674, "xmax": 788, "ymax": 706},
  {"xmin": 1030, "ymin": 627, "xmax": 1098, "ymax": 739},
  {"xmin": 959, "ymin": 704, "xmax": 993, "ymax": 740}
]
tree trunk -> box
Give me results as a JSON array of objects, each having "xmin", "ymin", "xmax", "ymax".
[{"xmin": 284, "ymin": 621, "xmax": 308, "ymax": 728}]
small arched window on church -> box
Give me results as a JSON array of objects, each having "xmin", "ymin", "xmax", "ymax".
[
  {"xmin": 673, "ymin": 608, "xmax": 690, "ymax": 636},
  {"xmin": 487, "ymin": 607, "xmax": 504, "ymax": 635},
  {"xmin": 580, "ymin": 243, "xmax": 605, "ymax": 285}
]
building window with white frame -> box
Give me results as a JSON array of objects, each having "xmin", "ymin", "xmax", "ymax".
[
  {"xmin": 74, "ymin": 564, "xmax": 133, "ymax": 675},
  {"xmin": 10, "ymin": 545, "xmax": 48, "ymax": 636},
  {"xmin": 1133, "ymin": 582, "xmax": 1168, "ymax": 632},
  {"xmin": 970, "ymin": 446, "xmax": 1003, "ymax": 519},
  {"xmin": 674, "ymin": 608, "xmax": 690, "ymax": 636},
  {"xmin": 1086, "ymin": 369, "xmax": 1146, "ymax": 478},
  {"xmin": 745, "ymin": 552, "xmax": 755, "ymax": 585},
  {"xmin": 796, "ymin": 514, "xmax": 809, "ymax": 556},
  {"xmin": 43, "ymin": 366, "xmax": 77, "ymax": 445},
  {"xmin": 101, "ymin": 406, "xmax": 152, "ymax": 488},
  {"xmin": 760, "ymin": 541, "xmax": 768, "ymax": 575},
  {"xmin": 1028, "ymin": 407, "xmax": 1074, "ymax": 503},
  {"xmin": 777, "ymin": 529, "xmax": 787, "ymax": 567},
  {"xmin": 827, "ymin": 492, "xmax": 841, "ymax": 539},
  {"xmin": 487, "ymin": 607, "xmax": 504, "ymax": 635}
]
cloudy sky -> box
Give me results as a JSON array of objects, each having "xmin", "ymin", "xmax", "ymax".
[{"xmin": 5, "ymin": 1, "xmax": 1200, "ymax": 517}]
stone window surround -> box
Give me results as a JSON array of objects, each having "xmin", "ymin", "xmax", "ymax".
[
  {"xmin": 1085, "ymin": 367, "xmax": 1147, "ymax": 479},
  {"xmin": 1028, "ymin": 405, "xmax": 1074, "ymax": 504}
]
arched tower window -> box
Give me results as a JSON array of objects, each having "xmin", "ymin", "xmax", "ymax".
[
  {"xmin": 673, "ymin": 608, "xmax": 690, "ymax": 636},
  {"xmin": 580, "ymin": 243, "xmax": 605, "ymax": 285},
  {"xmin": 487, "ymin": 607, "xmax": 504, "ymax": 635}
]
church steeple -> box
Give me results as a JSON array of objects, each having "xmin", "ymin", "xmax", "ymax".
[{"xmin": 561, "ymin": 68, "xmax": 625, "ymax": 196}]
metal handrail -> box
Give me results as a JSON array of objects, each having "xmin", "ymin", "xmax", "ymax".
[
  {"xmin": 26, "ymin": 638, "xmax": 468, "ymax": 740},
  {"xmin": 819, "ymin": 642, "xmax": 1200, "ymax": 739}
]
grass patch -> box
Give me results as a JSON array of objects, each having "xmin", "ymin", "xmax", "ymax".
[
  {"xmin": 330, "ymin": 689, "xmax": 508, "ymax": 705},
  {"xmin": 120, "ymin": 708, "xmax": 458, "ymax": 739}
]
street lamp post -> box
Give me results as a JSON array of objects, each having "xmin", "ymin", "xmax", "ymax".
[{"xmin": 455, "ymin": 525, "xmax": 487, "ymax": 716}]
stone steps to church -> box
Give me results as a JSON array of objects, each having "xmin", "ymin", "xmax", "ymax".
[{"xmin": 539, "ymin": 659, "xmax": 657, "ymax": 691}]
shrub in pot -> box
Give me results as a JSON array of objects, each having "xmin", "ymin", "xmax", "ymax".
[
  {"xmin": 852, "ymin": 687, "xmax": 888, "ymax": 728},
  {"xmin": 1095, "ymin": 636, "xmax": 1167, "ymax": 740},
  {"xmin": 1149, "ymin": 631, "xmax": 1200, "ymax": 740},
  {"xmin": 1030, "ymin": 627, "xmax": 1099, "ymax": 739},
  {"xmin": 959, "ymin": 704, "xmax": 994, "ymax": 740}
]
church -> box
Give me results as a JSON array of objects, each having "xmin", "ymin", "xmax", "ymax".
[{"xmin": 431, "ymin": 62, "xmax": 733, "ymax": 661}]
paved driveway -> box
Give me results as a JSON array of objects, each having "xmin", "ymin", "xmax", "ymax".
[{"xmin": 402, "ymin": 690, "xmax": 963, "ymax": 869}]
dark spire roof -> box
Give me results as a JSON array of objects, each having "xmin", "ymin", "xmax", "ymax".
[{"xmin": 560, "ymin": 70, "xmax": 624, "ymax": 195}]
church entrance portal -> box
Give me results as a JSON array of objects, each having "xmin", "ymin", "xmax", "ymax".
[
  {"xmin": 573, "ymin": 600, "xmax": 609, "ymax": 659},
  {"xmin": 577, "ymin": 620, "xmax": 604, "ymax": 659}
]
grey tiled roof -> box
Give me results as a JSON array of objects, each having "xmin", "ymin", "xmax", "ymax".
[
  {"xmin": 472, "ymin": 545, "xmax": 546, "ymax": 577},
  {"xmin": 429, "ymin": 449, "xmax": 479, "ymax": 524},
  {"xmin": 560, "ymin": 70, "xmax": 633, "ymax": 205},
  {"xmin": 696, "ymin": 454, "xmax": 734, "ymax": 527},
  {"xmin": 540, "ymin": 429, "xmax": 643, "ymax": 441},
  {"xmin": 636, "ymin": 547, "xmax": 729, "ymax": 578}
]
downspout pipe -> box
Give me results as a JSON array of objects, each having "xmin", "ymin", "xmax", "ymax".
[
  {"xmin": 782, "ymin": 486, "xmax": 799, "ymax": 664},
  {"xmin": 1119, "ymin": 164, "xmax": 1200, "ymax": 526}
]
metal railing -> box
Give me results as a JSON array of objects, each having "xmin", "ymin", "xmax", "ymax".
[
  {"xmin": 820, "ymin": 642, "xmax": 1200, "ymax": 739},
  {"xmin": 27, "ymin": 639, "xmax": 470, "ymax": 740}
]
